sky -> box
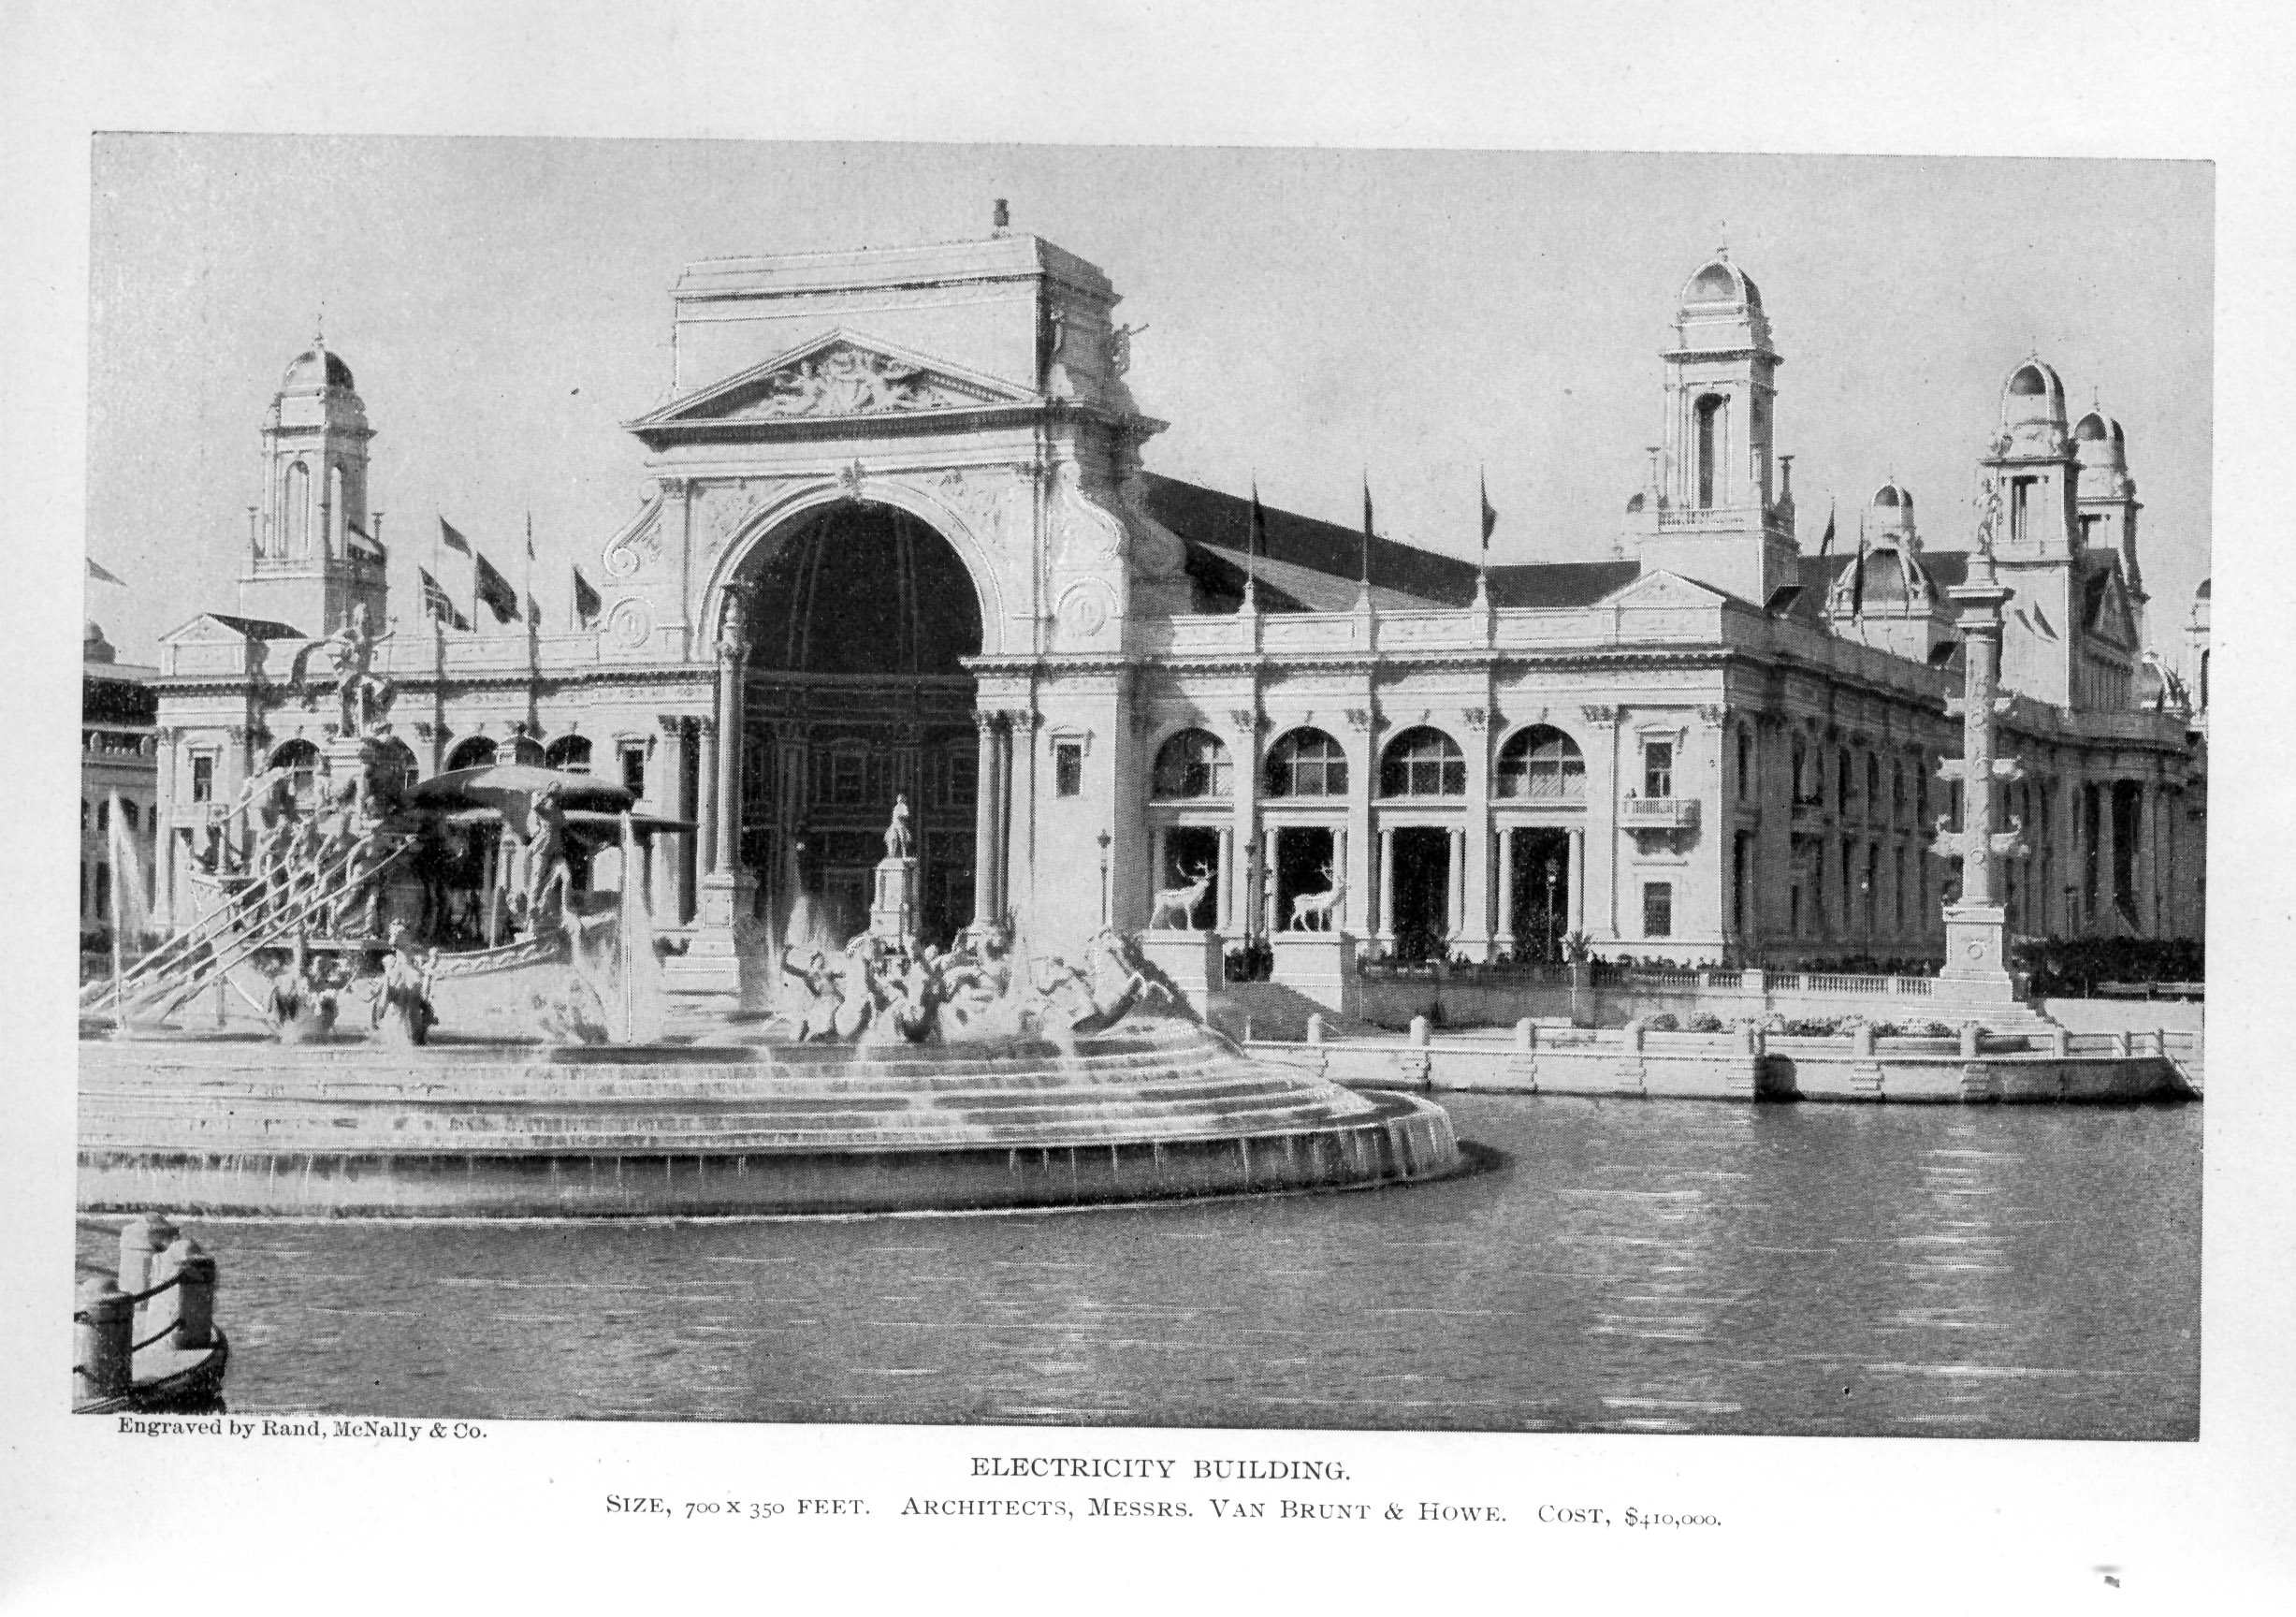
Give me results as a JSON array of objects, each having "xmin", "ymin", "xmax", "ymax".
[{"xmin": 82, "ymin": 138, "xmax": 2213, "ymax": 662}]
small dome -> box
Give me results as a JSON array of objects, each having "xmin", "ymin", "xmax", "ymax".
[
  {"xmin": 1626, "ymin": 491, "xmax": 1646, "ymax": 513},
  {"xmin": 282, "ymin": 344, "xmax": 356, "ymax": 392},
  {"xmin": 2009, "ymin": 364, "xmax": 2052, "ymax": 397},
  {"xmin": 1679, "ymin": 255, "xmax": 1762, "ymax": 312},
  {"xmin": 1870, "ymin": 483, "xmax": 1910, "ymax": 510},
  {"xmin": 2074, "ymin": 411, "xmax": 2110, "ymax": 441},
  {"xmin": 84, "ymin": 619, "xmax": 115, "ymax": 663},
  {"xmin": 2196, "ymin": 576, "xmax": 2211, "ymax": 602}
]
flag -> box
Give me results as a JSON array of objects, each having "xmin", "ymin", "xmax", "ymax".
[
  {"xmin": 419, "ymin": 567, "xmax": 470, "ymax": 631},
  {"xmin": 439, "ymin": 517, "xmax": 472, "ymax": 556},
  {"xmin": 345, "ymin": 520, "xmax": 385, "ymax": 563},
  {"xmin": 87, "ymin": 556, "xmax": 125, "ymax": 586},
  {"xmin": 1851, "ymin": 533, "xmax": 1868, "ymax": 619},
  {"xmin": 473, "ymin": 550, "xmax": 520, "ymax": 624},
  {"xmin": 1360, "ymin": 475, "xmax": 1374, "ymax": 586},
  {"xmin": 573, "ymin": 565, "xmax": 603, "ymax": 628},
  {"xmin": 1479, "ymin": 469, "xmax": 1499, "ymax": 554},
  {"xmin": 1817, "ymin": 501, "xmax": 1836, "ymax": 557},
  {"xmin": 523, "ymin": 515, "xmax": 541, "ymax": 625},
  {"xmin": 1245, "ymin": 481, "xmax": 1266, "ymax": 601}
]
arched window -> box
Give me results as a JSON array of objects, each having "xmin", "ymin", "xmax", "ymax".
[
  {"xmin": 1152, "ymin": 728, "xmax": 1231, "ymax": 799},
  {"xmin": 122, "ymin": 801, "xmax": 138, "ymax": 832},
  {"xmin": 445, "ymin": 736, "xmax": 498, "ymax": 772},
  {"xmin": 283, "ymin": 460, "xmax": 311, "ymax": 557},
  {"xmin": 96, "ymin": 798, "xmax": 109, "ymax": 834},
  {"xmin": 327, "ymin": 463, "xmax": 346, "ymax": 557},
  {"xmin": 1792, "ymin": 736, "xmax": 1810, "ymax": 804},
  {"xmin": 1264, "ymin": 728, "xmax": 1348, "ymax": 798},
  {"xmin": 1380, "ymin": 726, "xmax": 1465, "ymax": 798},
  {"xmin": 1893, "ymin": 758, "xmax": 1907, "ymax": 817},
  {"xmin": 1495, "ymin": 725, "xmax": 1585, "ymax": 800},
  {"xmin": 372, "ymin": 738, "xmax": 418, "ymax": 801},
  {"xmin": 1867, "ymin": 753, "xmax": 1881, "ymax": 816},
  {"xmin": 1838, "ymin": 750, "xmax": 1854, "ymax": 812},
  {"xmin": 80, "ymin": 798, "xmax": 90, "ymax": 831},
  {"xmin": 269, "ymin": 738, "xmax": 322, "ymax": 809},
  {"xmin": 504, "ymin": 733, "xmax": 545, "ymax": 767},
  {"xmin": 1694, "ymin": 394, "xmax": 1726, "ymax": 508},
  {"xmin": 545, "ymin": 735, "xmax": 594, "ymax": 774}
]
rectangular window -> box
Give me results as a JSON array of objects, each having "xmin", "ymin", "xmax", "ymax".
[
  {"xmin": 2011, "ymin": 476, "xmax": 2036, "ymax": 546},
  {"xmin": 190, "ymin": 754, "xmax": 214, "ymax": 804},
  {"xmin": 830, "ymin": 750, "xmax": 866, "ymax": 806},
  {"xmin": 1642, "ymin": 881, "xmax": 1673, "ymax": 939},
  {"xmin": 1054, "ymin": 740, "xmax": 1083, "ymax": 797},
  {"xmin": 619, "ymin": 744, "xmax": 647, "ymax": 798},
  {"xmin": 1736, "ymin": 729, "xmax": 1751, "ymax": 800},
  {"xmin": 1642, "ymin": 741, "xmax": 1673, "ymax": 799}
]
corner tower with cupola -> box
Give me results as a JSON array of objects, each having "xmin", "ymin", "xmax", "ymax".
[
  {"xmin": 240, "ymin": 336, "xmax": 386, "ymax": 638},
  {"xmin": 1621, "ymin": 252, "xmax": 1798, "ymax": 608}
]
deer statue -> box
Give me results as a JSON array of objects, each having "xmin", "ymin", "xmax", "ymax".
[
  {"xmin": 1288, "ymin": 861, "xmax": 1347, "ymax": 931},
  {"xmin": 1149, "ymin": 861, "xmax": 1216, "ymax": 931}
]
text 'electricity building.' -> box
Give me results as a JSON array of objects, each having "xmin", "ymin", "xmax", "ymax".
[{"xmin": 146, "ymin": 223, "xmax": 2207, "ymax": 1006}]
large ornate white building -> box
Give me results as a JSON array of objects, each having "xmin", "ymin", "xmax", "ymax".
[{"xmin": 144, "ymin": 225, "xmax": 2207, "ymax": 1002}]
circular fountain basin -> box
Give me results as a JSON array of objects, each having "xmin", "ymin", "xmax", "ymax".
[{"xmin": 78, "ymin": 1019, "xmax": 1460, "ymax": 1217}]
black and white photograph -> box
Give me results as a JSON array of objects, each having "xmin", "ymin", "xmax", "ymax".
[{"xmin": 7, "ymin": 5, "xmax": 2294, "ymax": 1610}]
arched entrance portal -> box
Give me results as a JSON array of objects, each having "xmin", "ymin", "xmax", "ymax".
[{"xmin": 735, "ymin": 500, "xmax": 985, "ymax": 948}]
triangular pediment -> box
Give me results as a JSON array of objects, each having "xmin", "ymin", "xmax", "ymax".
[
  {"xmin": 628, "ymin": 329, "xmax": 1034, "ymax": 433},
  {"xmin": 1599, "ymin": 569, "xmax": 1730, "ymax": 609}
]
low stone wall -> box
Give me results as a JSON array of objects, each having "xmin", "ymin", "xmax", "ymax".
[
  {"xmin": 1357, "ymin": 965, "xmax": 1973, "ymax": 1031},
  {"xmin": 1247, "ymin": 1024, "xmax": 2195, "ymax": 1104}
]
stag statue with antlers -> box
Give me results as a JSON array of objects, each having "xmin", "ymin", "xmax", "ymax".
[
  {"xmin": 1149, "ymin": 860, "xmax": 1215, "ymax": 931},
  {"xmin": 1288, "ymin": 860, "xmax": 1347, "ymax": 931}
]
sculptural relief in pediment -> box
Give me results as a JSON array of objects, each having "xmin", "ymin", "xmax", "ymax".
[{"xmin": 724, "ymin": 342, "xmax": 1004, "ymax": 420}]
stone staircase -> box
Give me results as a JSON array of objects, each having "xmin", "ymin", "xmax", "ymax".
[{"xmin": 1205, "ymin": 983, "xmax": 1381, "ymax": 1044}]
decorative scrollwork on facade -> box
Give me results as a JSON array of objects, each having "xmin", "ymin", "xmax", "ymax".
[
  {"xmin": 1580, "ymin": 705, "xmax": 1619, "ymax": 725},
  {"xmin": 1344, "ymin": 707, "xmax": 1373, "ymax": 732},
  {"xmin": 1461, "ymin": 706, "xmax": 1489, "ymax": 732}
]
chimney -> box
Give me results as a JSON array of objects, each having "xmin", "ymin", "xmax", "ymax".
[{"xmin": 992, "ymin": 198, "xmax": 1010, "ymax": 237}]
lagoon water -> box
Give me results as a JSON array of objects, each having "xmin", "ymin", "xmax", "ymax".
[{"xmin": 77, "ymin": 1096, "xmax": 2201, "ymax": 1439}]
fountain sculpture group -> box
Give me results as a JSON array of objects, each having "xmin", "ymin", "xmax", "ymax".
[{"xmin": 78, "ymin": 663, "xmax": 1462, "ymax": 1218}]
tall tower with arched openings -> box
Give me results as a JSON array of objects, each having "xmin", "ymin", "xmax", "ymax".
[
  {"xmin": 2074, "ymin": 406, "xmax": 2146, "ymax": 644},
  {"xmin": 239, "ymin": 336, "xmax": 386, "ymax": 637},
  {"xmin": 1624, "ymin": 252, "xmax": 1797, "ymax": 607}
]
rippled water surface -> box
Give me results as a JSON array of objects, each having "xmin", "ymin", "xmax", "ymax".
[{"xmin": 78, "ymin": 1098, "xmax": 2201, "ymax": 1438}]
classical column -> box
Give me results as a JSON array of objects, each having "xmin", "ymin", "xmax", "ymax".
[
  {"xmin": 696, "ymin": 717, "xmax": 719, "ymax": 877},
  {"xmin": 1261, "ymin": 824, "xmax": 1280, "ymax": 935},
  {"xmin": 1150, "ymin": 824, "xmax": 1169, "ymax": 902},
  {"xmin": 711, "ymin": 602, "xmax": 748, "ymax": 881},
  {"xmin": 1446, "ymin": 825, "xmax": 1467, "ymax": 941},
  {"xmin": 972, "ymin": 712, "xmax": 1000, "ymax": 926},
  {"xmin": 1460, "ymin": 710, "xmax": 1492, "ymax": 958},
  {"xmin": 1567, "ymin": 825, "xmax": 1587, "ymax": 935},
  {"xmin": 989, "ymin": 716, "xmax": 1014, "ymax": 922},
  {"xmin": 650, "ymin": 718, "xmax": 688, "ymax": 924},
  {"xmin": 1376, "ymin": 825, "xmax": 1396, "ymax": 945},
  {"xmin": 1230, "ymin": 709, "xmax": 1259, "ymax": 939},
  {"xmin": 1330, "ymin": 826, "xmax": 1349, "ymax": 933},
  {"xmin": 1494, "ymin": 826, "xmax": 1516, "ymax": 952}
]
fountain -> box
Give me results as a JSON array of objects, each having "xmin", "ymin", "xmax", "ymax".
[{"xmin": 79, "ymin": 712, "xmax": 1460, "ymax": 1217}]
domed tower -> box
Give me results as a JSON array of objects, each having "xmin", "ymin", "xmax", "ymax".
[
  {"xmin": 1983, "ymin": 356, "xmax": 2092, "ymax": 707},
  {"xmin": 1824, "ymin": 483, "xmax": 1953, "ymax": 662},
  {"xmin": 1625, "ymin": 252, "xmax": 1796, "ymax": 606},
  {"xmin": 239, "ymin": 334, "xmax": 385, "ymax": 637},
  {"xmin": 2074, "ymin": 407, "xmax": 2146, "ymax": 641}
]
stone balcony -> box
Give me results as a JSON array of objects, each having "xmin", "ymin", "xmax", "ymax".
[{"xmin": 1620, "ymin": 794, "xmax": 1700, "ymax": 830}]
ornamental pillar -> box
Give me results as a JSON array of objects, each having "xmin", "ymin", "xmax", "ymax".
[
  {"xmin": 1376, "ymin": 825, "xmax": 1397, "ymax": 946},
  {"xmin": 1494, "ymin": 824, "xmax": 1517, "ymax": 952},
  {"xmin": 1261, "ymin": 824, "xmax": 1280, "ymax": 935},
  {"xmin": 972, "ymin": 712, "xmax": 1000, "ymax": 926},
  {"xmin": 1216, "ymin": 825, "xmax": 1236, "ymax": 933},
  {"xmin": 1568, "ymin": 825, "xmax": 1587, "ymax": 935}
]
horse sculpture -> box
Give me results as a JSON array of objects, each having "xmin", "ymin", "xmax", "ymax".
[
  {"xmin": 1288, "ymin": 861, "xmax": 1347, "ymax": 931},
  {"xmin": 1149, "ymin": 861, "xmax": 1215, "ymax": 930}
]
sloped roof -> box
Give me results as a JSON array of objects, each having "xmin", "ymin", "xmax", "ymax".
[
  {"xmin": 164, "ymin": 611, "xmax": 306, "ymax": 642},
  {"xmin": 1143, "ymin": 474, "xmax": 1654, "ymax": 615},
  {"xmin": 1139, "ymin": 474, "xmax": 1470, "ymax": 610}
]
